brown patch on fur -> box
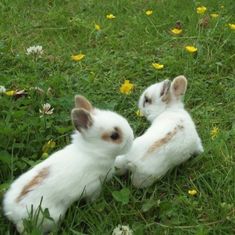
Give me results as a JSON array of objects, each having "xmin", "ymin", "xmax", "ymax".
[
  {"xmin": 16, "ymin": 167, "xmax": 49, "ymax": 202},
  {"xmin": 101, "ymin": 127, "xmax": 123, "ymax": 144},
  {"xmin": 143, "ymin": 124, "xmax": 184, "ymax": 158}
]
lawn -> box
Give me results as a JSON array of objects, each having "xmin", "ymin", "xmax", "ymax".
[{"xmin": 0, "ymin": 0, "xmax": 234, "ymax": 234}]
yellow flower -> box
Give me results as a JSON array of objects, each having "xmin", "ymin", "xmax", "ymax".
[
  {"xmin": 120, "ymin": 80, "xmax": 134, "ymax": 95},
  {"xmin": 196, "ymin": 6, "xmax": 207, "ymax": 14},
  {"xmin": 145, "ymin": 10, "xmax": 153, "ymax": 16},
  {"xmin": 71, "ymin": 53, "xmax": 85, "ymax": 61},
  {"xmin": 95, "ymin": 23, "xmax": 101, "ymax": 31},
  {"xmin": 210, "ymin": 13, "xmax": 219, "ymax": 18},
  {"xmin": 42, "ymin": 152, "xmax": 49, "ymax": 158},
  {"xmin": 152, "ymin": 63, "xmax": 164, "ymax": 70},
  {"xmin": 171, "ymin": 28, "xmax": 183, "ymax": 35},
  {"xmin": 106, "ymin": 14, "xmax": 116, "ymax": 19},
  {"xmin": 185, "ymin": 46, "xmax": 198, "ymax": 53},
  {"xmin": 136, "ymin": 109, "xmax": 144, "ymax": 117},
  {"xmin": 5, "ymin": 90, "xmax": 15, "ymax": 96},
  {"xmin": 48, "ymin": 140, "xmax": 56, "ymax": 148},
  {"xmin": 188, "ymin": 189, "xmax": 197, "ymax": 196},
  {"xmin": 228, "ymin": 23, "xmax": 235, "ymax": 30},
  {"xmin": 42, "ymin": 140, "xmax": 56, "ymax": 154},
  {"xmin": 210, "ymin": 127, "xmax": 219, "ymax": 140}
]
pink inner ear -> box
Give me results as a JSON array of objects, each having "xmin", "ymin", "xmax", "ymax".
[
  {"xmin": 72, "ymin": 108, "xmax": 93, "ymax": 131},
  {"xmin": 172, "ymin": 76, "xmax": 187, "ymax": 96},
  {"xmin": 74, "ymin": 95, "xmax": 93, "ymax": 111}
]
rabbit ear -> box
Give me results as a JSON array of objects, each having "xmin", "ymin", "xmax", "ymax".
[
  {"xmin": 74, "ymin": 95, "xmax": 93, "ymax": 112},
  {"xmin": 71, "ymin": 108, "xmax": 93, "ymax": 132},
  {"xmin": 171, "ymin": 75, "xmax": 187, "ymax": 97},
  {"xmin": 160, "ymin": 80, "xmax": 171, "ymax": 102}
]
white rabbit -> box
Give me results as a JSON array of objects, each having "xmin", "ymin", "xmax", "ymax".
[
  {"xmin": 115, "ymin": 75, "xmax": 203, "ymax": 188},
  {"xmin": 3, "ymin": 95, "xmax": 134, "ymax": 233}
]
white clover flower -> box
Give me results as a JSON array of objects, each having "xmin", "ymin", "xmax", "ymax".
[
  {"xmin": 0, "ymin": 86, "xmax": 6, "ymax": 94},
  {"xmin": 39, "ymin": 103, "xmax": 54, "ymax": 117},
  {"xmin": 30, "ymin": 86, "xmax": 44, "ymax": 94},
  {"xmin": 26, "ymin": 45, "xmax": 43, "ymax": 56},
  {"xmin": 112, "ymin": 225, "xmax": 133, "ymax": 235}
]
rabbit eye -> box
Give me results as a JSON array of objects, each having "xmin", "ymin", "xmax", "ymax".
[
  {"xmin": 144, "ymin": 95, "xmax": 152, "ymax": 106},
  {"xmin": 145, "ymin": 96, "xmax": 151, "ymax": 103},
  {"xmin": 110, "ymin": 132, "xmax": 120, "ymax": 140},
  {"xmin": 102, "ymin": 127, "xmax": 122, "ymax": 143}
]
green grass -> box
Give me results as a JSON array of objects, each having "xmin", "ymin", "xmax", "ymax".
[{"xmin": 0, "ymin": 0, "xmax": 234, "ymax": 234}]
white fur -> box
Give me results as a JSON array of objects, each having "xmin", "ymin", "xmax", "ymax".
[
  {"xmin": 3, "ymin": 96, "xmax": 134, "ymax": 233},
  {"xmin": 115, "ymin": 76, "xmax": 203, "ymax": 188}
]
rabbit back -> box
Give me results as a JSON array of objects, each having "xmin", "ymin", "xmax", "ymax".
[
  {"xmin": 3, "ymin": 144, "xmax": 104, "ymax": 232},
  {"xmin": 127, "ymin": 109, "xmax": 203, "ymax": 188}
]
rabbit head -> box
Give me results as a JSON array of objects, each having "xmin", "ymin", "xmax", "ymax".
[
  {"xmin": 71, "ymin": 95, "xmax": 134, "ymax": 157},
  {"xmin": 138, "ymin": 75, "xmax": 188, "ymax": 122}
]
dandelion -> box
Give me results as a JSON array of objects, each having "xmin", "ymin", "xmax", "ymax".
[
  {"xmin": 42, "ymin": 140, "xmax": 56, "ymax": 154},
  {"xmin": 145, "ymin": 10, "xmax": 153, "ymax": 16},
  {"xmin": 152, "ymin": 63, "xmax": 164, "ymax": 70},
  {"xmin": 42, "ymin": 152, "xmax": 49, "ymax": 158},
  {"xmin": 39, "ymin": 103, "xmax": 54, "ymax": 117},
  {"xmin": 0, "ymin": 86, "xmax": 6, "ymax": 94},
  {"xmin": 5, "ymin": 90, "xmax": 15, "ymax": 96},
  {"xmin": 120, "ymin": 80, "xmax": 134, "ymax": 95},
  {"xmin": 112, "ymin": 225, "xmax": 133, "ymax": 235},
  {"xmin": 188, "ymin": 189, "xmax": 197, "ymax": 196},
  {"xmin": 228, "ymin": 23, "xmax": 235, "ymax": 30},
  {"xmin": 210, "ymin": 127, "xmax": 219, "ymax": 140},
  {"xmin": 185, "ymin": 46, "xmax": 198, "ymax": 53},
  {"xmin": 106, "ymin": 14, "xmax": 116, "ymax": 19},
  {"xmin": 210, "ymin": 13, "xmax": 219, "ymax": 18},
  {"xmin": 71, "ymin": 53, "xmax": 85, "ymax": 61},
  {"xmin": 95, "ymin": 23, "xmax": 101, "ymax": 31},
  {"xmin": 196, "ymin": 6, "xmax": 207, "ymax": 14},
  {"xmin": 171, "ymin": 28, "xmax": 183, "ymax": 35},
  {"xmin": 26, "ymin": 45, "xmax": 43, "ymax": 56},
  {"xmin": 42, "ymin": 139, "xmax": 56, "ymax": 158},
  {"xmin": 136, "ymin": 110, "xmax": 144, "ymax": 117}
]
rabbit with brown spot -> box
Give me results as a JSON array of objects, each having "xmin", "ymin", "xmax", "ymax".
[
  {"xmin": 3, "ymin": 95, "xmax": 134, "ymax": 233},
  {"xmin": 115, "ymin": 76, "xmax": 203, "ymax": 188}
]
